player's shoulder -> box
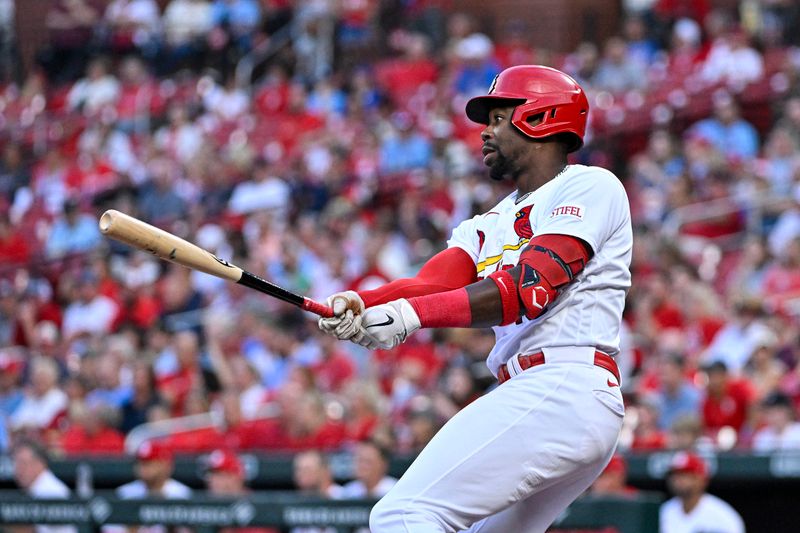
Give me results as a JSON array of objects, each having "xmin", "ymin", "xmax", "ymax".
[
  {"xmin": 340, "ymin": 480, "xmax": 366, "ymax": 498},
  {"xmin": 116, "ymin": 480, "xmax": 145, "ymax": 498},
  {"xmin": 164, "ymin": 478, "xmax": 193, "ymax": 498},
  {"xmin": 700, "ymin": 493, "xmax": 741, "ymax": 516},
  {"xmin": 483, "ymin": 190, "xmax": 518, "ymax": 215},
  {"xmin": 30, "ymin": 470, "xmax": 70, "ymax": 497},
  {"xmin": 461, "ymin": 191, "xmax": 516, "ymax": 225},
  {"xmin": 566, "ymin": 164, "xmax": 625, "ymax": 191},
  {"xmin": 660, "ymin": 496, "xmax": 682, "ymax": 514}
]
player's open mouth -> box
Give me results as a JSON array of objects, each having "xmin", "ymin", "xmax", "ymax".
[{"xmin": 482, "ymin": 145, "xmax": 497, "ymax": 163}]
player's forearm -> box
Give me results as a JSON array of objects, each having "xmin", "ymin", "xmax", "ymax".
[
  {"xmin": 408, "ymin": 266, "xmax": 523, "ymax": 329},
  {"xmin": 466, "ymin": 268, "xmax": 523, "ymax": 327},
  {"xmin": 408, "ymin": 235, "xmax": 591, "ymax": 329}
]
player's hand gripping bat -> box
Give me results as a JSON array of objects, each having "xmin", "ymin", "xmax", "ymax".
[{"xmin": 98, "ymin": 210, "xmax": 333, "ymax": 317}]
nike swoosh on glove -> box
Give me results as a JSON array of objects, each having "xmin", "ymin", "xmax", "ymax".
[
  {"xmin": 318, "ymin": 291, "xmax": 365, "ymax": 340},
  {"xmin": 354, "ymin": 299, "xmax": 421, "ymax": 350}
]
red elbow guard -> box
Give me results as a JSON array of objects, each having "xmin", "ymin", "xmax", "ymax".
[
  {"xmin": 518, "ymin": 265, "xmax": 558, "ymax": 319},
  {"xmin": 517, "ymin": 234, "xmax": 591, "ymax": 320}
]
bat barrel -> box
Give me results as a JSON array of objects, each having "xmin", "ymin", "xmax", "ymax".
[{"xmin": 99, "ymin": 210, "xmax": 334, "ymax": 318}]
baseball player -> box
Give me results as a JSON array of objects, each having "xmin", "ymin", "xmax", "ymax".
[
  {"xmin": 320, "ymin": 65, "xmax": 631, "ymax": 532},
  {"xmin": 660, "ymin": 451, "xmax": 745, "ymax": 533}
]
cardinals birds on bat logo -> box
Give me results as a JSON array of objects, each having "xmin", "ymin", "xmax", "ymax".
[{"xmin": 514, "ymin": 205, "xmax": 533, "ymax": 239}]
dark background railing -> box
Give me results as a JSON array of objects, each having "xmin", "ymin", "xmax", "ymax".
[
  {"xmin": 1, "ymin": 451, "xmax": 800, "ymax": 532},
  {"xmin": 0, "ymin": 492, "xmax": 663, "ymax": 533}
]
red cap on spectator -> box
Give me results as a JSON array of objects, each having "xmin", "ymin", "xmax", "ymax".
[
  {"xmin": 603, "ymin": 454, "xmax": 627, "ymax": 476},
  {"xmin": 136, "ymin": 441, "xmax": 173, "ymax": 462},
  {"xmin": 205, "ymin": 449, "xmax": 243, "ymax": 477},
  {"xmin": 668, "ymin": 451, "xmax": 708, "ymax": 478}
]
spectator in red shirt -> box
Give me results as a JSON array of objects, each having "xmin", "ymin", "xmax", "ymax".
[
  {"xmin": 655, "ymin": 0, "xmax": 710, "ymax": 25},
  {"xmin": 664, "ymin": 18, "xmax": 706, "ymax": 80},
  {"xmin": 375, "ymin": 31, "xmax": 439, "ymax": 108},
  {"xmin": 642, "ymin": 272, "xmax": 686, "ymax": 332},
  {"xmin": 258, "ymin": 382, "xmax": 345, "ymax": 452},
  {"xmin": 631, "ymin": 398, "xmax": 669, "ymax": 450},
  {"xmin": 492, "ymin": 20, "xmax": 535, "ymax": 68},
  {"xmin": 343, "ymin": 380, "xmax": 383, "ymax": 443},
  {"xmin": 702, "ymin": 361, "xmax": 756, "ymax": 441},
  {"xmin": 216, "ymin": 390, "xmax": 273, "ymax": 451},
  {"xmin": 762, "ymin": 237, "xmax": 800, "ymax": 313},
  {"xmin": 0, "ymin": 214, "xmax": 30, "ymax": 265},
  {"xmin": 285, "ymin": 392, "xmax": 345, "ymax": 451},
  {"xmin": 590, "ymin": 455, "xmax": 639, "ymax": 497},
  {"xmin": 254, "ymin": 64, "xmax": 291, "ymax": 116},
  {"xmin": 59, "ymin": 402, "xmax": 125, "ymax": 455},
  {"xmin": 312, "ymin": 336, "xmax": 356, "ymax": 393},
  {"xmin": 116, "ymin": 56, "xmax": 164, "ymax": 133},
  {"xmin": 156, "ymin": 330, "xmax": 205, "ymax": 416},
  {"xmin": 272, "ymin": 83, "xmax": 325, "ymax": 156}
]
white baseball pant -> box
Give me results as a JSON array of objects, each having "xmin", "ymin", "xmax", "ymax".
[{"xmin": 369, "ymin": 347, "xmax": 624, "ymax": 532}]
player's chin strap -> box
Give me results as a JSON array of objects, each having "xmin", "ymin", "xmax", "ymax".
[{"xmin": 488, "ymin": 234, "xmax": 592, "ymax": 325}]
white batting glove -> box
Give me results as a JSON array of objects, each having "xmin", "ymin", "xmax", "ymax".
[
  {"xmin": 353, "ymin": 299, "xmax": 421, "ymax": 350},
  {"xmin": 318, "ymin": 291, "xmax": 365, "ymax": 340}
]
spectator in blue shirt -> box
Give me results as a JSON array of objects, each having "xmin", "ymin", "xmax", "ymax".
[
  {"xmin": 44, "ymin": 200, "xmax": 103, "ymax": 259},
  {"xmin": 689, "ymin": 92, "xmax": 759, "ymax": 161},
  {"xmin": 0, "ymin": 350, "xmax": 25, "ymax": 427},
  {"xmin": 379, "ymin": 112, "xmax": 432, "ymax": 175},
  {"xmin": 211, "ymin": 0, "xmax": 261, "ymax": 50},
  {"xmin": 623, "ymin": 16, "xmax": 658, "ymax": 69},
  {"xmin": 137, "ymin": 160, "xmax": 188, "ymax": 225},
  {"xmin": 452, "ymin": 33, "xmax": 501, "ymax": 98},
  {"xmin": 654, "ymin": 354, "xmax": 702, "ymax": 431},
  {"xmin": 85, "ymin": 349, "xmax": 133, "ymax": 410}
]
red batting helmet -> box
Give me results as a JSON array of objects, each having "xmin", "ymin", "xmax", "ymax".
[{"xmin": 465, "ymin": 65, "xmax": 589, "ymax": 152}]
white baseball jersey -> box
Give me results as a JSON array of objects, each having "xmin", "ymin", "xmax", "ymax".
[
  {"xmin": 116, "ymin": 478, "xmax": 193, "ymax": 499},
  {"xmin": 447, "ymin": 164, "xmax": 632, "ymax": 375},
  {"xmin": 660, "ymin": 494, "xmax": 746, "ymax": 533},
  {"xmin": 28, "ymin": 470, "xmax": 77, "ymax": 533},
  {"xmin": 104, "ymin": 479, "xmax": 192, "ymax": 533}
]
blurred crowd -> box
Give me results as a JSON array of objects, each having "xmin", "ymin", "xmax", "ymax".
[{"xmin": 2, "ymin": 0, "xmax": 800, "ymax": 483}]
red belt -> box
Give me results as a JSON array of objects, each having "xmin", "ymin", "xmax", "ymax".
[{"xmin": 497, "ymin": 350, "xmax": 620, "ymax": 384}]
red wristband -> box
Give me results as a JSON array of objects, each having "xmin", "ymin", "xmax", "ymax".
[
  {"xmin": 408, "ymin": 288, "xmax": 472, "ymax": 329},
  {"xmin": 487, "ymin": 269, "xmax": 520, "ymax": 326}
]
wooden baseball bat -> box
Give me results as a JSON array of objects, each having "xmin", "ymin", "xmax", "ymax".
[{"xmin": 98, "ymin": 210, "xmax": 333, "ymax": 318}]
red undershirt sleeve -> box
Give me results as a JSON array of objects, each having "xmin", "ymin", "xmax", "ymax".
[{"xmin": 358, "ymin": 247, "xmax": 478, "ymax": 307}]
